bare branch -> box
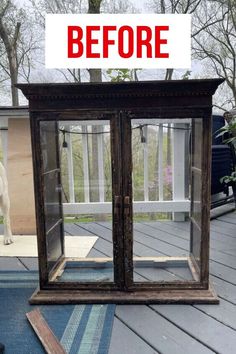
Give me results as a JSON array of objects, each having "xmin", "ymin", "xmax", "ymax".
[
  {"xmin": 213, "ymin": 103, "xmax": 228, "ymax": 112},
  {"xmin": 192, "ymin": 14, "xmax": 226, "ymax": 38},
  {"xmin": 0, "ymin": 62, "xmax": 10, "ymax": 76}
]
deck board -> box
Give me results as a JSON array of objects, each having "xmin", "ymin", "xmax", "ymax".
[
  {"xmin": 1, "ymin": 210, "xmax": 235, "ymax": 353},
  {"xmin": 195, "ymin": 298, "xmax": 236, "ymax": 330},
  {"xmin": 151, "ymin": 304, "xmax": 236, "ymax": 354},
  {"xmin": 18, "ymin": 257, "xmax": 38, "ymax": 271},
  {"xmin": 109, "ymin": 317, "xmax": 160, "ymax": 354},
  {"xmin": 72, "ymin": 220, "xmax": 236, "ymax": 284},
  {"xmin": 69, "ymin": 217, "xmax": 236, "ymax": 353},
  {"xmin": 218, "ymin": 213, "xmax": 236, "ymax": 222},
  {"xmin": 115, "ymin": 305, "xmax": 214, "ymax": 354},
  {"xmin": 211, "ymin": 276, "xmax": 236, "ymax": 304},
  {"xmin": 84, "ymin": 221, "xmax": 236, "ymax": 285},
  {"xmin": 0, "ymin": 256, "xmax": 27, "ymax": 271}
]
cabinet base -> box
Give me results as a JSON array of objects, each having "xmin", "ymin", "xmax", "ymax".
[{"xmin": 30, "ymin": 285, "xmax": 219, "ymax": 305}]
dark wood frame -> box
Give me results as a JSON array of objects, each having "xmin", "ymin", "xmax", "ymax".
[{"xmin": 17, "ymin": 79, "xmax": 223, "ymax": 304}]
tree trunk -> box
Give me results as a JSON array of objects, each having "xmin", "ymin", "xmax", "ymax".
[
  {"xmin": 165, "ymin": 68, "xmax": 174, "ymax": 80},
  {"xmin": 88, "ymin": 68, "xmax": 102, "ymax": 82},
  {"xmin": 0, "ymin": 15, "xmax": 20, "ymax": 106},
  {"xmin": 88, "ymin": 0, "xmax": 102, "ymax": 14},
  {"xmin": 8, "ymin": 48, "xmax": 19, "ymax": 106}
]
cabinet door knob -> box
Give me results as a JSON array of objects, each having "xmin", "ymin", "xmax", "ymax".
[
  {"xmin": 114, "ymin": 195, "xmax": 121, "ymax": 218},
  {"xmin": 124, "ymin": 196, "xmax": 130, "ymax": 216}
]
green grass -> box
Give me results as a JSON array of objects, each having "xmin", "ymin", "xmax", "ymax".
[
  {"xmin": 63, "ymin": 213, "xmax": 170, "ymax": 224},
  {"xmin": 63, "ymin": 216, "xmax": 95, "ymax": 223},
  {"xmin": 133, "ymin": 213, "xmax": 170, "ymax": 222},
  {"xmin": 63, "ymin": 215, "xmax": 112, "ymax": 223}
]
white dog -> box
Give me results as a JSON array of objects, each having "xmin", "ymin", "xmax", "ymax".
[{"xmin": 0, "ymin": 162, "xmax": 13, "ymax": 245}]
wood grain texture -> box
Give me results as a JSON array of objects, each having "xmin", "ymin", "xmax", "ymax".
[
  {"xmin": 26, "ymin": 309, "xmax": 66, "ymax": 354},
  {"xmin": 7, "ymin": 118, "xmax": 36, "ymax": 234}
]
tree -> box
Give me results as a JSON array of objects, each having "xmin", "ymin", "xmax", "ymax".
[
  {"xmin": 0, "ymin": 1, "xmax": 21, "ymax": 105},
  {"xmin": 30, "ymin": 0, "xmax": 138, "ymax": 83},
  {"xmin": 87, "ymin": 0, "xmax": 103, "ymax": 83},
  {"xmin": 193, "ymin": 0, "xmax": 236, "ymax": 110},
  {"xmin": 0, "ymin": 0, "xmax": 38, "ymax": 105},
  {"xmin": 147, "ymin": 0, "xmax": 235, "ymax": 110},
  {"xmin": 148, "ymin": 0, "xmax": 202, "ymax": 80},
  {"xmin": 146, "ymin": 0, "xmax": 224, "ymax": 81},
  {"xmin": 101, "ymin": 0, "xmax": 137, "ymax": 14},
  {"xmin": 106, "ymin": 68, "xmax": 140, "ymax": 82},
  {"xmin": 30, "ymin": 0, "xmax": 88, "ymax": 83}
]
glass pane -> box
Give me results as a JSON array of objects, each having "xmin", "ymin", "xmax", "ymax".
[
  {"xmin": 192, "ymin": 118, "xmax": 202, "ymax": 170},
  {"xmin": 40, "ymin": 120, "xmax": 64, "ymax": 271},
  {"xmin": 55, "ymin": 120, "xmax": 114, "ymax": 283},
  {"xmin": 131, "ymin": 119, "xmax": 195, "ymax": 283},
  {"xmin": 40, "ymin": 121, "xmax": 58, "ymax": 172},
  {"xmin": 191, "ymin": 222, "xmax": 201, "ymax": 266},
  {"xmin": 44, "ymin": 171, "xmax": 61, "ymax": 231},
  {"xmin": 190, "ymin": 118, "xmax": 203, "ymax": 269},
  {"xmin": 192, "ymin": 170, "xmax": 201, "ymax": 226},
  {"xmin": 47, "ymin": 222, "xmax": 64, "ymax": 269}
]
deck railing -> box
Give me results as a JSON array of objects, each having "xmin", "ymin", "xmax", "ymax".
[{"xmin": 61, "ymin": 119, "xmax": 191, "ymax": 221}]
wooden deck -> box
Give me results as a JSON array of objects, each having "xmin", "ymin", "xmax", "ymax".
[{"xmin": 0, "ymin": 209, "xmax": 236, "ymax": 353}]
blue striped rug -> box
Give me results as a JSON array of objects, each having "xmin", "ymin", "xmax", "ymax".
[{"xmin": 0, "ymin": 271, "xmax": 115, "ymax": 354}]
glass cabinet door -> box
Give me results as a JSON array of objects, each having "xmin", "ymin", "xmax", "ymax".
[
  {"xmin": 122, "ymin": 113, "xmax": 203, "ymax": 289},
  {"xmin": 38, "ymin": 115, "xmax": 124, "ymax": 288}
]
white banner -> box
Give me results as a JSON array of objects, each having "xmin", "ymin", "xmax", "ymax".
[{"xmin": 45, "ymin": 14, "xmax": 191, "ymax": 69}]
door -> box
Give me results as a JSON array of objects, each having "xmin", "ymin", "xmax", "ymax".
[
  {"xmin": 122, "ymin": 112, "xmax": 203, "ymax": 289},
  {"xmin": 36, "ymin": 112, "xmax": 127, "ymax": 289}
]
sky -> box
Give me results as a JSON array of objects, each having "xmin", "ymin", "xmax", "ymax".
[
  {"xmin": 130, "ymin": 0, "xmax": 148, "ymax": 12},
  {"xmin": 15, "ymin": 0, "xmax": 148, "ymax": 10},
  {"xmin": 1, "ymin": 0, "xmax": 223, "ymax": 111}
]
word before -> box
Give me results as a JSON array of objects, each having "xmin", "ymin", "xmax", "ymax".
[
  {"xmin": 68, "ymin": 25, "xmax": 169, "ymax": 59},
  {"xmin": 45, "ymin": 14, "xmax": 191, "ymax": 69}
]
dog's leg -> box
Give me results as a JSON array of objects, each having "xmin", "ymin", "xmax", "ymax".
[
  {"xmin": 2, "ymin": 195, "xmax": 13, "ymax": 245},
  {"xmin": 0, "ymin": 163, "xmax": 13, "ymax": 245}
]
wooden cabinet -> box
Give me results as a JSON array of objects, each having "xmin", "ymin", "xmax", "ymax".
[{"xmin": 17, "ymin": 79, "xmax": 223, "ymax": 304}]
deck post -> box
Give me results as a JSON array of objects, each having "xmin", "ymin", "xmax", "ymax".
[
  {"xmin": 172, "ymin": 123, "xmax": 186, "ymax": 221},
  {"xmin": 82, "ymin": 126, "xmax": 90, "ymax": 203},
  {"xmin": 65, "ymin": 127, "xmax": 75, "ymax": 203},
  {"xmin": 143, "ymin": 125, "xmax": 149, "ymax": 201},
  {"xmin": 97, "ymin": 125, "xmax": 105, "ymax": 203},
  {"xmin": 158, "ymin": 124, "xmax": 164, "ymax": 201}
]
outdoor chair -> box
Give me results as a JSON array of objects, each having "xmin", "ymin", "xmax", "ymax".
[{"xmin": 211, "ymin": 115, "xmax": 236, "ymax": 209}]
